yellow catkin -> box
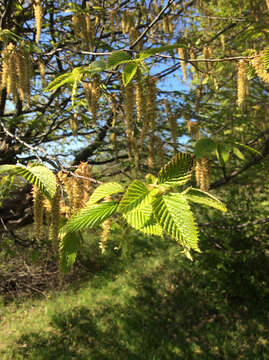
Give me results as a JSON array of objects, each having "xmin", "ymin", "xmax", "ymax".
[
  {"xmin": 220, "ymin": 34, "xmax": 225, "ymax": 52},
  {"xmin": 201, "ymin": 157, "xmax": 210, "ymax": 191},
  {"xmin": 167, "ymin": 15, "xmax": 174, "ymax": 37},
  {"xmin": 15, "ymin": 46, "xmax": 30, "ymax": 103},
  {"xmin": 237, "ymin": 59, "xmax": 247, "ymax": 109},
  {"xmin": 140, "ymin": 76, "xmax": 157, "ymax": 156},
  {"xmin": 178, "ymin": 48, "xmax": 187, "ymax": 80},
  {"xmin": 122, "ymin": 80, "xmax": 136, "ymax": 164},
  {"xmin": 7, "ymin": 49, "xmax": 18, "ymax": 100},
  {"xmin": 154, "ymin": 136, "xmax": 165, "ymax": 166},
  {"xmin": 79, "ymin": 162, "xmax": 91, "ymax": 206},
  {"xmin": 83, "ymin": 76, "xmax": 100, "ymax": 126},
  {"xmin": 1, "ymin": 48, "xmax": 9, "ymax": 90},
  {"xmin": 72, "ymin": 168, "xmax": 84, "ymax": 213},
  {"xmin": 165, "ymin": 100, "xmax": 178, "ymax": 153},
  {"xmin": 38, "ymin": 59, "xmax": 46, "ymax": 88},
  {"xmin": 266, "ymin": 0, "xmax": 269, "ymax": 10},
  {"xmin": 146, "ymin": 76, "xmax": 157, "ymax": 129},
  {"xmin": 99, "ymin": 197, "xmax": 112, "ymax": 254},
  {"xmin": 32, "ymin": 185, "xmax": 44, "ymax": 241},
  {"xmin": 196, "ymin": 157, "xmax": 210, "ymax": 191},
  {"xmin": 70, "ymin": 113, "xmax": 79, "ymax": 135},
  {"xmin": 49, "ymin": 185, "xmax": 61, "ymax": 253},
  {"xmin": 135, "ymin": 70, "xmax": 143, "ymax": 123},
  {"xmin": 57, "ymin": 171, "xmax": 72, "ymax": 218},
  {"xmin": 147, "ymin": 77, "xmax": 158, "ymax": 170},
  {"xmin": 43, "ymin": 197, "xmax": 52, "ymax": 225},
  {"xmin": 148, "ymin": 135, "xmax": 155, "ymax": 169},
  {"xmin": 32, "ymin": 0, "xmax": 42, "ymax": 43},
  {"xmin": 251, "ymin": 52, "xmax": 269, "ymax": 83},
  {"xmin": 72, "ymin": 13, "xmax": 80, "ymax": 37},
  {"xmin": 162, "ymin": 16, "xmax": 169, "ymax": 34},
  {"xmin": 110, "ymin": 132, "xmax": 118, "ymax": 159}
]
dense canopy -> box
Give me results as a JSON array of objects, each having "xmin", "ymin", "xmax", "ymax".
[{"xmin": 0, "ymin": 0, "xmax": 269, "ymax": 234}]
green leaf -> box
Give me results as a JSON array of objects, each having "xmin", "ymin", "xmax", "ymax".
[
  {"xmin": 87, "ymin": 182, "xmax": 124, "ymax": 206},
  {"xmin": 122, "ymin": 63, "xmax": 138, "ymax": 86},
  {"xmin": 216, "ymin": 144, "xmax": 230, "ymax": 165},
  {"xmin": 158, "ymin": 152, "xmax": 193, "ymax": 186},
  {"xmin": 118, "ymin": 180, "xmax": 149, "ymax": 214},
  {"xmin": 185, "ymin": 188, "xmax": 227, "ymax": 212},
  {"xmin": 122, "ymin": 188, "xmax": 162, "ymax": 236},
  {"xmin": 125, "ymin": 209, "xmax": 163, "ymax": 236},
  {"xmin": 145, "ymin": 173, "xmax": 158, "ymax": 185},
  {"xmin": 234, "ymin": 142, "xmax": 262, "ymax": 157},
  {"xmin": 107, "ymin": 51, "xmax": 132, "ymax": 70},
  {"xmin": 195, "ymin": 138, "xmax": 217, "ymax": 159},
  {"xmin": 0, "ymin": 164, "xmax": 57, "ymax": 199},
  {"xmin": 45, "ymin": 72, "xmax": 73, "ymax": 92},
  {"xmin": 152, "ymin": 193, "xmax": 200, "ymax": 252},
  {"xmin": 59, "ymin": 231, "xmax": 82, "ymax": 272},
  {"xmin": 64, "ymin": 201, "xmax": 118, "ymax": 233},
  {"xmin": 139, "ymin": 42, "xmax": 187, "ymax": 60},
  {"xmin": 0, "ymin": 165, "xmax": 18, "ymax": 175},
  {"xmin": 232, "ymin": 147, "xmax": 245, "ymax": 160},
  {"xmin": 84, "ymin": 60, "xmax": 106, "ymax": 74},
  {"xmin": 264, "ymin": 46, "xmax": 269, "ymax": 71}
]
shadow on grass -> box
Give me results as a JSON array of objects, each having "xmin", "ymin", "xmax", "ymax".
[{"xmin": 5, "ymin": 251, "xmax": 269, "ymax": 360}]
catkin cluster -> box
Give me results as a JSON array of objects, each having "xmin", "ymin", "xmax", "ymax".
[
  {"xmin": 58, "ymin": 162, "xmax": 92, "ymax": 216},
  {"xmin": 72, "ymin": 7, "xmax": 95, "ymax": 50},
  {"xmin": 203, "ymin": 46, "xmax": 213, "ymax": 71},
  {"xmin": 162, "ymin": 15, "xmax": 174, "ymax": 37},
  {"xmin": 83, "ymin": 75, "xmax": 101, "ymax": 126},
  {"xmin": 237, "ymin": 60, "xmax": 248, "ymax": 109},
  {"xmin": 1, "ymin": 43, "xmax": 33, "ymax": 104},
  {"xmin": 195, "ymin": 157, "xmax": 210, "ymax": 191},
  {"xmin": 251, "ymin": 52, "xmax": 269, "ymax": 83},
  {"xmin": 121, "ymin": 10, "xmax": 134, "ymax": 35}
]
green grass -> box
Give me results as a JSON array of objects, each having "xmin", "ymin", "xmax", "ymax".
[{"xmin": 0, "ymin": 231, "xmax": 269, "ymax": 360}]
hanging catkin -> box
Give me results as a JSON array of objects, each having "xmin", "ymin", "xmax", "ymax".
[
  {"xmin": 121, "ymin": 80, "xmax": 138, "ymax": 169},
  {"xmin": 178, "ymin": 48, "xmax": 187, "ymax": 80},
  {"xmin": 165, "ymin": 100, "xmax": 178, "ymax": 154},
  {"xmin": 146, "ymin": 77, "xmax": 158, "ymax": 169},
  {"xmin": 195, "ymin": 157, "xmax": 210, "ymax": 191},
  {"xmin": 72, "ymin": 167, "xmax": 85, "ymax": 213},
  {"xmin": 38, "ymin": 58, "xmax": 46, "ymax": 88},
  {"xmin": 80, "ymin": 162, "xmax": 92, "ymax": 206},
  {"xmin": 70, "ymin": 113, "xmax": 79, "ymax": 135},
  {"xmin": 237, "ymin": 60, "xmax": 247, "ymax": 109},
  {"xmin": 32, "ymin": 186, "xmax": 44, "ymax": 242},
  {"xmin": 266, "ymin": 0, "xmax": 269, "ymax": 10},
  {"xmin": 99, "ymin": 196, "xmax": 112, "ymax": 254},
  {"xmin": 83, "ymin": 75, "xmax": 100, "ymax": 126},
  {"xmin": 49, "ymin": 185, "xmax": 61, "ymax": 254},
  {"xmin": 135, "ymin": 70, "xmax": 143, "ymax": 124},
  {"xmin": 32, "ymin": 0, "xmax": 42, "ymax": 43}
]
